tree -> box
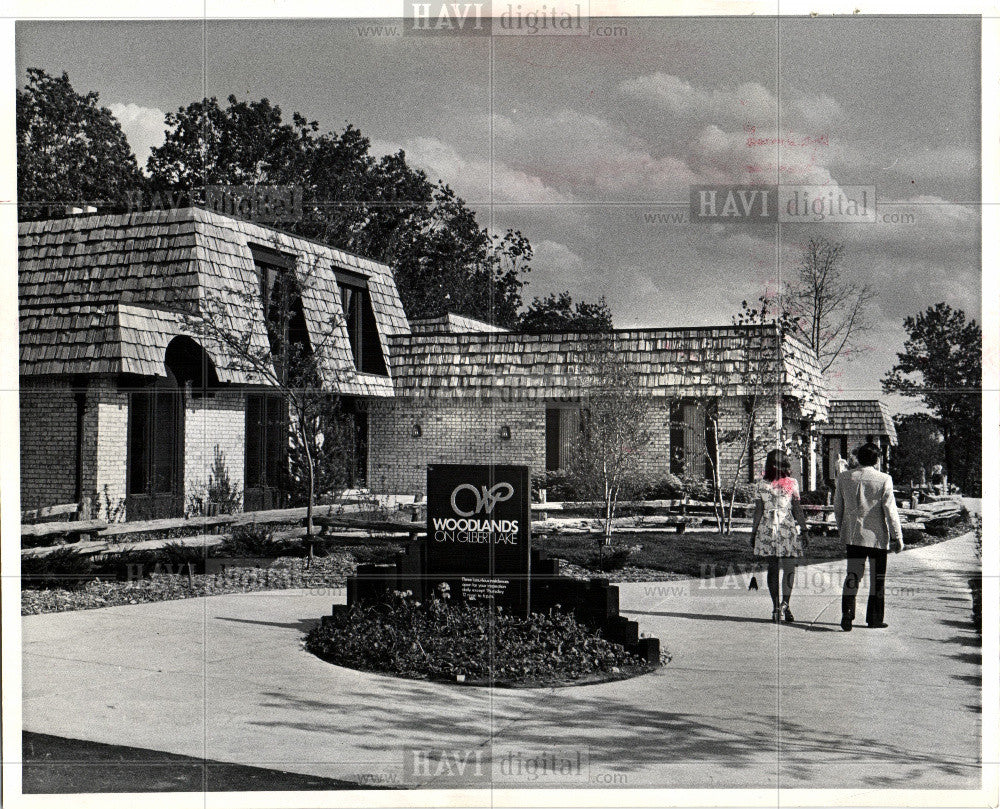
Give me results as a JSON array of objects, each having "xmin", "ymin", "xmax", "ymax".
[
  {"xmin": 179, "ymin": 242, "xmax": 355, "ymax": 555},
  {"xmin": 565, "ymin": 334, "xmax": 652, "ymax": 543},
  {"xmin": 786, "ymin": 238, "xmax": 875, "ymax": 373},
  {"xmin": 146, "ymin": 94, "xmax": 531, "ymax": 327},
  {"xmin": 890, "ymin": 413, "xmax": 944, "ymax": 487},
  {"xmin": 17, "ymin": 68, "xmax": 144, "ymax": 220},
  {"xmin": 704, "ymin": 295, "xmax": 803, "ymax": 534},
  {"xmin": 518, "ymin": 291, "xmax": 613, "ymax": 333},
  {"xmin": 882, "ymin": 302, "xmax": 981, "ymax": 493}
]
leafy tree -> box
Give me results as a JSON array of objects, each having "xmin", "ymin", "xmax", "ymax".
[
  {"xmin": 147, "ymin": 95, "xmax": 531, "ymax": 327},
  {"xmin": 518, "ymin": 291, "xmax": 613, "ymax": 333},
  {"xmin": 890, "ymin": 413, "xmax": 944, "ymax": 487},
  {"xmin": 16, "ymin": 68, "xmax": 144, "ymax": 220},
  {"xmin": 566, "ymin": 334, "xmax": 653, "ymax": 543},
  {"xmin": 786, "ymin": 238, "xmax": 875, "ymax": 373},
  {"xmin": 882, "ymin": 302, "xmax": 981, "ymax": 493}
]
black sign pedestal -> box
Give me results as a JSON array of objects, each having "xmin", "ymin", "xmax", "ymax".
[
  {"xmin": 424, "ymin": 464, "xmax": 531, "ymax": 616},
  {"xmin": 339, "ymin": 463, "xmax": 662, "ymax": 667}
]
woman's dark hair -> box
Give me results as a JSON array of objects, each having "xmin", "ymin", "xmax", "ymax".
[{"xmin": 763, "ymin": 449, "xmax": 792, "ymax": 482}]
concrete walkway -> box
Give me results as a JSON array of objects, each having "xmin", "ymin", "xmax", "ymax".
[{"xmin": 22, "ymin": 533, "xmax": 982, "ymax": 791}]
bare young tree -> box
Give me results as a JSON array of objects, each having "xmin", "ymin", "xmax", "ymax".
[
  {"xmin": 179, "ymin": 245, "xmax": 354, "ymax": 554},
  {"xmin": 703, "ymin": 296, "xmax": 802, "ymax": 534},
  {"xmin": 566, "ymin": 334, "xmax": 653, "ymax": 544},
  {"xmin": 787, "ymin": 238, "xmax": 875, "ymax": 373}
]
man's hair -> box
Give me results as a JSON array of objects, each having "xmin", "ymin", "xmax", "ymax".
[{"xmin": 856, "ymin": 443, "xmax": 880, "ymax": 467}]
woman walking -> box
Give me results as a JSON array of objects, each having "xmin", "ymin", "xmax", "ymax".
[{"xmin": 749, "ymin": 450, "xmax": 810, "ymax": 622}]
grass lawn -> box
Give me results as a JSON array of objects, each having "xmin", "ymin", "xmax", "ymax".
[{"xmin": 535, "ymin": 521, "xmax": 970, "ymax": 579}]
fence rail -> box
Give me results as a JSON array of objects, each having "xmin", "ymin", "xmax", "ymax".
[{"xmin": 22, "ymin": 492, "xmax": 964, "ymax": 554}]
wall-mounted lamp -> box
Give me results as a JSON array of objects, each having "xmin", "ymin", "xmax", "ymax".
[
  {"xmin": 411, "ymin": 422, "xmax": 423, "ymax": 438},
  {"xmin": 499, "ymin": 425, "xmax": 512, "ymax": 441}
]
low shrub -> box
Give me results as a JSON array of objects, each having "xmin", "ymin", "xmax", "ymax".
[
  {"xmin": 305, "ymin": 591, "xmax": 648, "ymax": 686},
  {"xmin": 21, "ymin": 547, "xmax": 97, "ymax": 590},
  {"xmin": 216, "ymin": 523, "xmax": 295, "ymax": 558},
  {"xmin": 799, "ymin": 488, "xmax": 832, "ymax": 506},
  {"xmin": 532, "ymin": 469, "xmax": 578, "ymax": 502},
  {"xmin": 587, "ymin": 544, "xmax": 633, "ymax": 571}
]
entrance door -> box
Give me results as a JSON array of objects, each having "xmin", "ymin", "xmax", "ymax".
[{"xmin": 126, "ymin": 373, "xmax": 185, "ymax": 519}]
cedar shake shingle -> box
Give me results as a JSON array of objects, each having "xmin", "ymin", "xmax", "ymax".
[
  {"xmin": 19, "ymin": 207, "xmax": 407, "ymax": 397},
  {"xmin": 387, "ymin": 325, "xmax": 829, "ymax": 419},
  {"xmin": 822, "ymin": 399, "xmax": 898, "ymax": 445}
]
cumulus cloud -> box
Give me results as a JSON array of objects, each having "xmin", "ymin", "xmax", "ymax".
[
  {"xmin": 372, "ymin": 135, "xmax": 570, "ymax": 205},
  {"xmin": 617, "ymin": 72, "xmax": 844, "ymax": 133},
  {"xmin": 109, "ymin": 103, "xmax": 167, "ymax": 168}
]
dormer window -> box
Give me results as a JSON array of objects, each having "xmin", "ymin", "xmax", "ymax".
[{"xmin": 338, "ymin": 279, "xmax": 388, "ymax": 376}]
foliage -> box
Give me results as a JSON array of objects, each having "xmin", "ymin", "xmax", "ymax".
[
  {"xmin": 531, "ymin": 469, "xmax": 579, "ymax": 502},
  {"xmin": 518, "ymin": 292, "xmax": 613, "ymax": 333},
  {"xmin": 799, "ymin": 488, "xmax": 832, "ymax": 506},
  {"xmin": 16, "ymin": 68, "xmax": 144, "ymax": 220},
  {"xmin": 882, "ymin": 303, "xmax": 981, "ymax": 494},
  {"xmin": 216, "ymin": 523, "xmax": 294, "ymax": 558},
  {"xmin": 145, "ymin": 94, "xmax": 532, "ymax": 327},
  {"xmin": 187, "ymin": 446, "xmax": 243, "ymax": 516},
  {"xmin": 565, "ymin": 334, "xmax": 653, "ymax": 541},
  {"xmin": 21, "ymin": 547, "xmax": 96, "ymax": 590},
  {"xmin": 587, "ymin": 544, "xmax": 633, "ymax": 571},
  {"xmin": 785, "ymin": 238, "xmax": 875, "ymax": 373},
  {"xmin": 305, "ymin": 592, "xmax": 646, "ymax": 685},
  {"xmin": 890, "ymin": 413, "xmax": 945, "ymax": 486}
]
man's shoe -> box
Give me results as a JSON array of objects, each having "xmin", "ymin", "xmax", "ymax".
[
  {"xmin": 867, "ymin": 622, "xmax": 889, "ymax": 629},
  {"xmin": 841, "ymin": 616, "xmax": 853, "ymax": 632}
]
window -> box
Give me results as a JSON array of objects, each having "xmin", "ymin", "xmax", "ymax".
[
  {"xmin": 670, "ymin": 400, "xmax": 707, "ymax": 477},
  {"xmin": 339, "ymin": 281, "xmax": 388, "ymax": 376},
  {"xmin": 250, "ymin": 244, "xmax": 311, "ymax": 384},
  {"xmin": 545, "ymin": 406, "xmax": 581, "ymax": 472},
  {"xmin": 245, "ymin": 392, "xmax": 287, "ymax": 510}
]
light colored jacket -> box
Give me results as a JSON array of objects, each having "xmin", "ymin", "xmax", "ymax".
[{"xmin": 834, "ymin": 466, "xmax": 904, "ymax": 550}]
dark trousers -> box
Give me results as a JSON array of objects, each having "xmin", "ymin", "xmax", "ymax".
[{"xmin": 841, "ymin": 544, "xmax": 888, "ymax": 625}]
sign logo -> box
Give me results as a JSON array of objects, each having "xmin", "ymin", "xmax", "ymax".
[{"xmin": 450, "ymin": 482, "xmax": 514, "ymax": 517}]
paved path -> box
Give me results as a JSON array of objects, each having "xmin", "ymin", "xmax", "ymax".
[{"xmin": 22, "ymin": 533, "xmax": 982, "ymax": 791}]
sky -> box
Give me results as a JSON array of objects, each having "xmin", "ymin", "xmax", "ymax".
[{"xmin": 15, "ymin": 16, "xmax": 982, "ymax": 413}]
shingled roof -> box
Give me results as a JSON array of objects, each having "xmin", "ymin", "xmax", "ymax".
[
  {"xmin": 823, "ymin": 399, "xmax": 898, "ymax": 445},
  {"xmin": 19, "ymin": 207, "xmax": 409, "ymax": 396},
  {"xmin": 409, "ymin": 313, "xmax": 508, "ymax": 334},
  {"xmin": 387, "ymin": 325, "xmax": 828, "ymax": 419}
]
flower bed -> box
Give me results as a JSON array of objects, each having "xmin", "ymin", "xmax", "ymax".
[{"xmin": 305, "ymin": 590, "xmax": 658, "ymax": 688}]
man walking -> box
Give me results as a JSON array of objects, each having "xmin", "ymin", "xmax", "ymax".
[{"xmin": 834, "ymin": 442, "xmax": 905, "ymax": 631}]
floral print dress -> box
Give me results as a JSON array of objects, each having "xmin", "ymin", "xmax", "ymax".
[{"xmin": 753, "ymin": 477, "xmax": 804, "ymax": 558}]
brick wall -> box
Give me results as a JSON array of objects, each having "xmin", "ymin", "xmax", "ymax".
[
  {"xmin": 183, "ymin": 389, "xmax": 246, "ymax": 509},
  {"xmin": 19, "ymin": 377, "xmax": 79, "ymax": 511},
  {"xmin": 93, "ymin": 379, "xmax": 128, "ymax": 519},
  {"xmin": 368, "ymin": 399, "xmax": 546, "ymax": 495},
  {"xmin": 367, "ymin": 396, "xmax": 780, "ymax": 496}
]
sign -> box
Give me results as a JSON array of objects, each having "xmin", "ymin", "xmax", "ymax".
[{"xmin": 426, "ymin": 464, "xmax": 531, "ymax": 614}]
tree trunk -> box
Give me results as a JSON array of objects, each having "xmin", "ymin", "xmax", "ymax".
[{"xmin": 303, "ymin": 427, "xmax": 316, "ymax": 566}]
